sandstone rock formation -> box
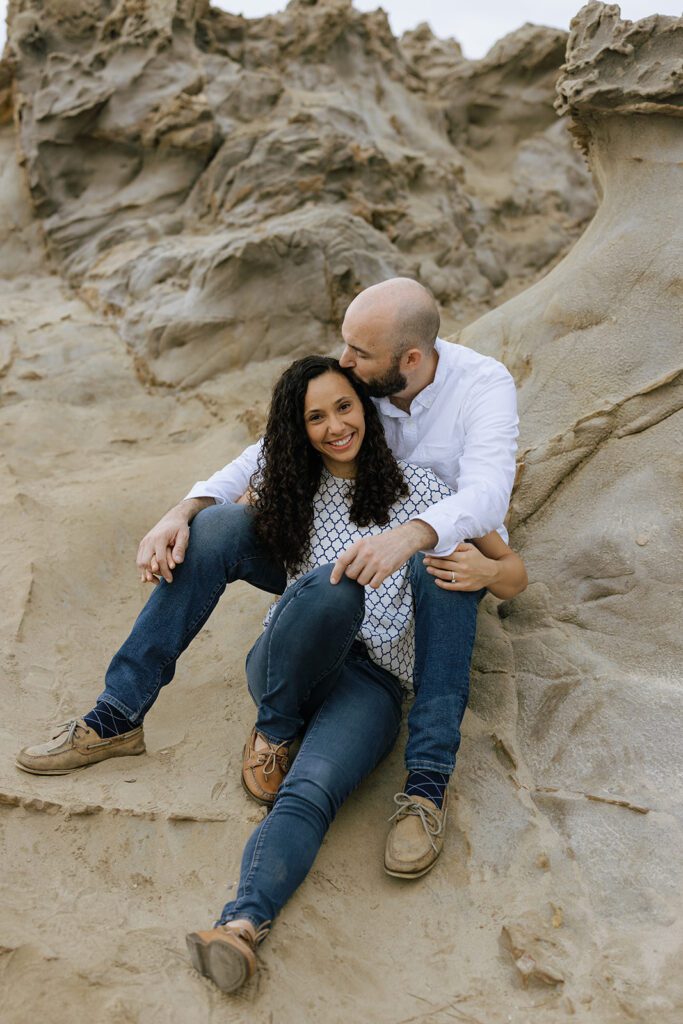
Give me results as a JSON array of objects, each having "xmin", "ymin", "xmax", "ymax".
[
  {"xmin": 0, "ymin": 2, "xmax": 681, "ymax": 1023},
  {"xmin": 4, "ymin": 0, "xmax": 594, "ymax": 385},
  {"xmin": 461, "ymin": 4, "xmax": 683, "ymax": 1019}
]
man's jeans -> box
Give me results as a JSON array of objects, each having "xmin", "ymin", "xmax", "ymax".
[
  {"xmin": 218, "ymin": 566, "xmax": 403, "ymax": 929},
  {"xmin": 99, "ymin": 503, "xmax": 482, "ymax": 774}
]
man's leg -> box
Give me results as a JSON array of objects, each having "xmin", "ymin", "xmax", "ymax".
[
  {"xmin": 384, "ymin": 554, "xmax": 483, "ymax": 878},
  {"xmin": 406, "ymin": 555, "xmax": 484, "ymax": 777},
  {"xmin": 16, "ymin": 504, "xmax": 286, "ymax": 775},
  {"xmin": 99, "ymin": 503, "xmax": 285, "ymax": 725}
]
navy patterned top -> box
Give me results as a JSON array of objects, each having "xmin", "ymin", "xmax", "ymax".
[{"xmin": 263, "ymin": 462, "xmax": 453, "ymax": 687}]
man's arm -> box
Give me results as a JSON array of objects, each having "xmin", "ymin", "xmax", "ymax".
[
  {"xmin": 184, "ymin": 441, "xmax": 262, "ymax": 506},
  {"xmin": 415, "ymin": 367, "xmax": 518, "ymax": 556},
  {"xmin": 332, "ymin": 365, "xmax": 518, "ymax": 588},
  {"xmin": 137, "ymin": 496, "xmax": 215, "ymax": 584},
  {"xmin": 138, "ymin": 441, "xmax": 262, "ymax": 583},
  {"xmin": 330, "ymin": 519, "xmax": 437, "ymax": 589}
]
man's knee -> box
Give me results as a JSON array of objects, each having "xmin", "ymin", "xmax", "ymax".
[{"xmin": 187, "ymin": 503, "xmax": 256, "ymax": 561}]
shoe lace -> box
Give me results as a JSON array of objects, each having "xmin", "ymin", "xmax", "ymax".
[
  {"xmin": 220, "ymin": 919, "xmax": 271, "ymax": 946},
  {"xmin": 53, "ymin": 719, "xmax": 85, "ymax": 743},
  {"xmin": 388, "ymin": 792, "xmax": 444, "ymax": 853},
  {"xmin": 253, "ymin": 740, "xmax": 289, "ymax": 777}
]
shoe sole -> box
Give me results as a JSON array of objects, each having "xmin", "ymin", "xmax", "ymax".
[
  {"xmin": 14, "ymin": 748, "xmax": 145, "ymax": 776},
  {"xmin": 186, "ymin": 932, "xmax": 249, "ymax": 993},
  {"xmin": 384, "ymin": 859, "xmax": 440, "ymax": 879}
]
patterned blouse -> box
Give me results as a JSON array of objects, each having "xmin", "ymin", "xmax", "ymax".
[{"xmin": 263, "ymin": 462, "xmax": 453, "ymax": 687}]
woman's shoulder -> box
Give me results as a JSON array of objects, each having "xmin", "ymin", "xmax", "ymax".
[{"xmin": 397, "ymin": 460, "xmax": 452, "ymax": 492}]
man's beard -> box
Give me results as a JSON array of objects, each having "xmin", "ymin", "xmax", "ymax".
[{"xmin": 360, "ymin": 356, "xmax": 407, "ymax": 398}]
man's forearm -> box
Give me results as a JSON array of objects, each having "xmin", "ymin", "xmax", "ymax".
[
  {"xmin": 174, "ymin": 496, "xmax": 216, "ymax": 522},
  {"xmin": 403, "ymin": 519, "xmax": 439, "ymax": 554}
]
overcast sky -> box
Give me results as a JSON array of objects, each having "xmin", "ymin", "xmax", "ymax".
[{"xmin": 0, "ymin": 1, "xmax": 678, "ymax": 59}]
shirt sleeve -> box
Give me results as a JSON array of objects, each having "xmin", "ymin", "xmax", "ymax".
[
  {"xmin": 413, "ymin": 366, "xmax": 519, "ymax": 556},
  {"xmin": 184, "ymin": 440, "xmax": 263, "ymax": 505}
]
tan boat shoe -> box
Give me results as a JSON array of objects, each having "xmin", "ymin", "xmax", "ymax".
[
  {"xmin": 241, "ymin": 726, "xmax": 290, "ymax": 806},
  {"xmin": 384, "ymin": 791, "xmax": 448, "ymax": 879},
  {"xmin": 186, "ymin": 919, "xmax": 269, "ymax": 993},
  {"xmin": 16, "ymin": 717, "xmax": 145, "ymax": 775}
]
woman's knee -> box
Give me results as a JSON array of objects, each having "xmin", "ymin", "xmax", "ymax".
[
  {"xmin": 296, "ymin": 564, "xmax": 364, "ymax": 614},
  {"xmin": 276, "ymin": 765, "xmax": 344, "ymax": 831}
]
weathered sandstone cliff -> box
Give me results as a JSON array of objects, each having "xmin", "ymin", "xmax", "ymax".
[{"xmin": 4, "ymin": 0, "xmax": 593, "ymax": 385}]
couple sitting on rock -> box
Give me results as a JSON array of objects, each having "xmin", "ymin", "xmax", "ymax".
[{"xmin": 17, "ymin": 277, "xmax": 527, "ymax": 994}]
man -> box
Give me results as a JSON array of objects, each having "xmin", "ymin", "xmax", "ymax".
[{"xmin": 16, "ymin": 277, "xmax": 518, "ymax": 879}]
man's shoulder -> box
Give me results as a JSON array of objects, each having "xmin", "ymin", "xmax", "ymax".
[{"xmin": 436, "ymin": 338, "xmax": 513, "ymax": 385}]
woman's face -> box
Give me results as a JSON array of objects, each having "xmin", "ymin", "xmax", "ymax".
[{"xmin": 303, "ymin": 371, "xmax": 366, "ymax": 478}]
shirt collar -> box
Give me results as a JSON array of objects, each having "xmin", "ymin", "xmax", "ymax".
[{"xmin": 373, "ymin": 337, "xmax": 447, "ymax": 418}]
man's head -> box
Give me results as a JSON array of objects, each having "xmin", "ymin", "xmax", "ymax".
[{"xmin": 339, "ymin": 278, "xmax": 440, "ymax": 398}]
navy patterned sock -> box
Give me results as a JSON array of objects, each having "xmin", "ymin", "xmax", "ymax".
[
  {"xmin": 405, "ymin": 770, "xmax": 450, "ymax": 810},
  {"xmin": 83, "ymin": 700, "xmax": 136, "ymax": 738}
]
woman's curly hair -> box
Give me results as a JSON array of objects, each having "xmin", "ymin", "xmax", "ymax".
[{"xmin": 251, "ymin": 356, "xmax": 408, "ymax": 570}]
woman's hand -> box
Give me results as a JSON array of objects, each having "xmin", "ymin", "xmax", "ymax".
[{"xmin": 423, "ymin": 542, "xmax": 499, "ymax": 592}]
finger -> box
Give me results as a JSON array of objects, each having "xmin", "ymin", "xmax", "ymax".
[
  {"xmin": 423, "ymin": 556, "xmax": 451, "ymax": 569},
  {"xmin": 427, "ymin": 566, "xmax": 465, "ymax": 582},
  {"xmin": 343, "ymin": 555, "xmax": 365, "ymax": 582},
  {"xmin": 369, "ymin": 572, "xmax": 386, "ymax": 590},
  {"xmin": 153, "ymin": 545, "xmax": 173, "ymax": 584},
  {"xmin": 172, "ymin": 527, "xmax": 189, "ymax": 563},
  {"xmin": 166, "ymin": 546, "xmax": 175, "ymax": 571},
  {"xmin": 356, "ymin": 564, "xmax": 378, "ymax": 587},
  {"xmin": 330, "ymin": 549, "xmax": 355, "ymax": 584},
  {"xmin": 435, "ymin": 578, "xmax": 475, "ymax": 591},
  {"xmin": 137, "ymin": 542, "xmax": 152, "ymax": 571}
]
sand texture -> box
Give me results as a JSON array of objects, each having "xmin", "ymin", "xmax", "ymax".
[{"xmin": 1, "ymin": 1, "xmax": 682, "ymax": 1021}]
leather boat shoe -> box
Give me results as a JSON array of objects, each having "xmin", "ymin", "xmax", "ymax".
[
  {"xmin": 384, "ymin": 791, "xmax": 448, "ymax": 879},
  {"xmin": 186, "ymin": 919, "xmax": 269, "ymax": 993},
  {"xmin": 16, "ymin": 717, "xmax": 145, "ymax": 775},
  {"xmin": 241, "ymin": 726, "xmax": 290, "ymax": 806}
]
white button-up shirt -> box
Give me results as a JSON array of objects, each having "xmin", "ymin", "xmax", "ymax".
[{"xmin": 186, "ymin": 338, "xmax": 518, "ymax": 557}]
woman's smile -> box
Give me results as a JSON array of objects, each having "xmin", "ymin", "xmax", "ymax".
[{"xmin": 325, "ymin": 431, "xmax": 356, "ymax": 451}]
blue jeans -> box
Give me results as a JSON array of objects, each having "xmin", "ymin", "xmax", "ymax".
[
  {"xmin": 218, "ymin": 567, "xmax": 403, "ymax": 929},
  {"xmin": 99, "ymin": 504, "xmax": 481, "ymax": 773}
]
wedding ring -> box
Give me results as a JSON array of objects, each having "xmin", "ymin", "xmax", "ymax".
[{"xmin": 451, "ymin": 571, "xmax": 456, "ymax": 583}]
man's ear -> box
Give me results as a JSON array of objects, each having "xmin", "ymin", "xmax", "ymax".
[{"xmin": 402, "ymin": 347, "xmax": 423, "ymax": 371}]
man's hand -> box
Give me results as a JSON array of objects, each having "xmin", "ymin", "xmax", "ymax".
[
  {"xmin": 331, "ymin": 520, "xmax": 438, "ymax": 590},
  {"xmin": 137, "ymin": 497, "xmax": 214, "ymax": 584},
  {"xmin": 423, "ymin": 542, "xmax": 498, "ymax": 592}
]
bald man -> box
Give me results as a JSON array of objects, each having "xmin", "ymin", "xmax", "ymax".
[{"xmin": 16, "ymin": 278, "xmax": 518, "ymax": 880}]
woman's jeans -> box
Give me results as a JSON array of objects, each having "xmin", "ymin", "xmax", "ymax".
[
  {"xmin": 98, "ymin": 503, "xmax": 482, "ymax": 774},
  {"xmin": 218, "ymin": 566, "xmax": 403, "ymax": 930}
]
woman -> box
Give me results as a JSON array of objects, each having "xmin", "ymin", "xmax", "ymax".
[{"xmin": 186, "ymin": 356, "xmax": 527, "ymax": 993}]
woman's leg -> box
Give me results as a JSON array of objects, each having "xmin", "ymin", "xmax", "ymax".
[
  {"xmin": 245, "ymin": 565, "xmax": 366, "ymax": 744},
  {"xmin": 218, "ymin": 650, "xmax": 403, "ymax": 930}
]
